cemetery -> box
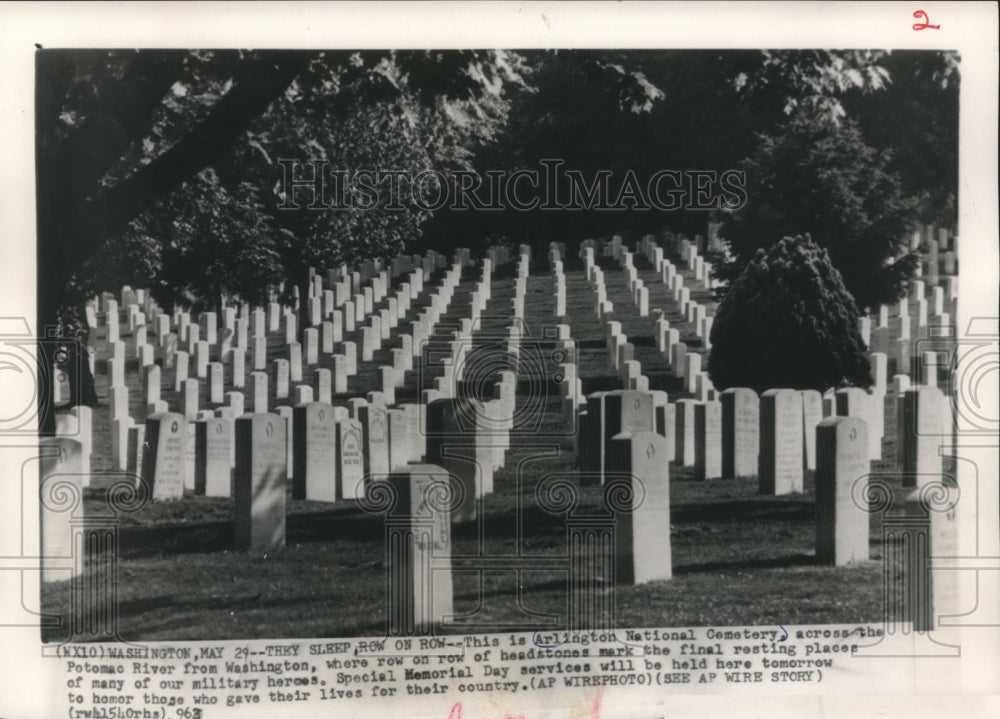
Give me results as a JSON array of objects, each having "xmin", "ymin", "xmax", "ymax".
[
  {"xmin": 33, "ymin": 49, "xmax": 963, "ymax": 643},
  {"xmin": 40, "ymin": 227, "xmax": 960, "ymax": 641}
]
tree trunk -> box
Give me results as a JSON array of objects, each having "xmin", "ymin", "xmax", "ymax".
[
  {"xmin": 296, "ymin": 267, "xmax": 311, "ymax": 344},
  {"xmin": 37, "ymin": 52, "xmax": 310, "ymax": 324},
  {"xmin": 35, "ymin": 52, "xmax": 309, "ymax": 432}
]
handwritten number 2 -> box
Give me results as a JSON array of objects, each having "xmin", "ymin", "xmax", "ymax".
[{"xmin": 912, "ymin": 10, "xmax": 940, "ymax": 30}]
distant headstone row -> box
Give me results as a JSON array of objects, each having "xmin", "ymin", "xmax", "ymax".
[{"xmin": 47, "ymin": 228, "xmax": 958, "ymax": 635}]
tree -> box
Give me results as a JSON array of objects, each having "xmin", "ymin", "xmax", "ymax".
[
  {"xmin": 35, "ymin": 49, "xmax": 524, "ymax": 432},
  {"xmin": 37, "ymin": 49, "xmax": 524, "ymax": 331},
  {"xmin": 708, "ymin": 235, "xmax": 872, "ymax": 393},
  {"xmin": 421, "ymin": 49, "xmax": 906, "ymax": 252},
  {"xmin": 713, "ymin": 113, "xmax": 918, "ymax": 312},
  {"xmin": 37, "ymin": 50, "xmax": 309, "ymax": 337},
  {"xmin": 728, "ymin": 50, "xmax": 892, "ymax": 126},
  {"xmin": 843, "ymin": 50, "xmax": 960, "ymax": 227},
  {"xmin": 158, "ymin": 172, "xmax": 285, "ymax": 312},
  {"xmin": 222, "ymin": 51, "xmax": 513, "ymax": 323}
]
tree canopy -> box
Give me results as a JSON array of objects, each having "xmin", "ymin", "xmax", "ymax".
[
  {"xmin": 37, "ymin": 48, "xmax": 958, "ymax": 333},
  {"xmin": 37, "ymin": 49, "xmax": 525, "ymax": 331},
  {"xmin": 712, "ymin": 113, "xmax": 919, "ymax": 311}
]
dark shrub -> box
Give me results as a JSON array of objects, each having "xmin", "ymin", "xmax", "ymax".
[{"xmin": 708, "ymin": 234, "xmax": 872, "ymax": 393}]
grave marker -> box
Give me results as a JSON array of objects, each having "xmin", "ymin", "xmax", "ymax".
[
  {"xmin": 359, "ymin": 403, "xmax": 391, "ymax": 486},
  {"xmin": 900, "ymin": 486, "xmax": 959, "ymax": 631},
  {"xmin": 111, "ymin": 416, "xmax": 133, "ymax": 471},
  {"xmin": 385, "ymin": 464, "xmax": 455, "ymax": 634},
  {"xmin": 39, "ymin": 438, "xmax": 83, "ymax": 583},
  {"xmin": 142, "ymin": 413, "xmax": 187, "ymax": 500},
  {"xmin": 314, "ymin": 368, "xmax": 332, "ymax": 404},
  {"xmin": 336, "ymin": 418, "xmax": 365, "ymax": 500},
  {"xmin": 288, "ymin": 342, "xmax": 303, "ymax": 382},
  {"xmin": 127, "ymin": 425, "xmax": 146, "ymax": 482},
  {"xmin": 606, "ymin": 432, "xmax": 672, "ymax": 584},
  {"xmin": 195, "ymin": 417, "xmax": 233, "ymax": 497},
  {"xmin": 388, "ymin": 408, "xmax": 411, "ymax": 469},
  {"xmin": 234, "ymin": 414, "xmax": 287, "ymax": 552},
  {"xmin": 902, "ymin": 386, "xmax": 944, "ymax": 487},
  {"xmin": 108, "ymin": 386, "xmax": 130, "ymax": 419},
  {"xmin": 183, "ymin": 378, "xmax": 199, "ymax": 420},
  {"xmin": 304, "ymin": 328, "xmax": 319, "ymax": 365},
  {"xmin": 425, "ymin": 398, "xmax": 489, "ymax": 522},
  {"xmin": 231, "ymin": 348, "xmax": 246, "ymax": 389},
  {"xmin": 251, "ymin": 372, "xmax": 268, "ymax": 413},
  {"xmin": 292, "ymin": 402, "xmax": 338, "ymax": 502},
  {"xmin": 209, "ymin": 362, "xmax": 224, "ymax": 404},
  {"xmin": 694, "ymin": 401, "xmax": 722, "ymax": 481},
  {"xmin": 273, "ymin": 359, "xmax": 290, "ymax": 399},
  {"xmin": 343, "ymin": 341, "xmax": 358, "ymax": 375},
  {"xmin": 674, "ymin": 399, "xmax": 699, "ymax": 467},
  {"xmin": 721, "ymin": 388, "xmax": 759, "ymax": 478},
  {"xmin": 815, "ymin": 416, "xmax": 870, "ymax": 565},
  {"xmin": 602, "ymin": 391, "xmax": 654, "ymax": 479},
  {"xmin": 759, "ymin": 389, "xmax": 804, "ymax": 495}
]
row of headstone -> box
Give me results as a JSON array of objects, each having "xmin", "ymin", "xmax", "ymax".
[
  {"xmin": 635, "ymin": 235, "xmax": 716, "ymax": 384},
  {"xmin": 96, "ymin": 245, "xmax": 455, "ymax": 446},
  {"xmin": 137, "ymin": 249, "xmax": 519, "ymax": 502},
  {"xmin": 560, "ymin": 232, "xmax": 951, "ymax": 504},
  {"xmin": 306, "ymin": 235, "xmax": 950, "ymax": 629},
  {"xmin": 910, "ymin": 224, "xmax": 958, "ymax": 280},
  {"xmin": 571, "ymin": 377, "xmax": 946, "ymax": 494},
  {"xmin": 85, "ymin": 243, "xmax": 480, "ymax": 495},
  {"xmin": 861, "ymin": 221, "xmax": 959, "ymax": 382},
  {"xmin": 584, "ymin": 256, "xmax": 614, "ymax": 319},
  {"xmin": 572, "ymin": 233, "xmax": 950, "ymax": 475},
  {"xmin": 57, "ymin": 237, "xmax": 958, "ymax": 640},
  {"xmin": 580, "ymin": 229, "xmax": 934, "ymax": 506}
]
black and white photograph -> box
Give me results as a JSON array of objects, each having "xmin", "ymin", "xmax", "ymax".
[{"xmin": 2, "ymin": 3, "xmax": 998, "ymax": 719}]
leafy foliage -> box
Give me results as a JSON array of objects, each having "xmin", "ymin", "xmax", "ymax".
[
  {"xmin": 843, "ymin": 51, "xmax": 959, "ymax": 226},
  {"xmin": 714, "ymin": 113, "xmax": 918, "ymax": 311},
  {"xmin": 223, "ymin": 53, "xmax": 491, "ymax": 291},
  {"xmin": 37, "ymin": 49, "xmax": 522, "ymax": 330},
  {"xmin": 731, "ymin": 50, "xmax": 892, "ymax": 124},
  {"xmin": 38, "ymin": 48, "xmax": 954, "ymax": 325},
  {"xmin": 158, "ymin": 172, "xmax": 284, "ymax": 311},
  {"xmin": 709, "ymin": 235, "xmax": 873, "ymax": 393}
]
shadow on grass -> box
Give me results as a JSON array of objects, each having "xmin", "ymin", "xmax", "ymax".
[
  {"xmin": 673, "ymin": 552, "xmax": 816, "ymax": 575},
  {"xmin": 671, "ymin": 498, "xmax": 815, "ymax": 524},
  {"xmin": 118, "ymin": 503, "xmax": 380, "ymax": 558},
  {"xmin": 116, "ymin": 492, "xmax": 817, "ymax": 559},
  {"xmin": 118, "ymin": 521, "xmax": 235, "ymax": 558},
  {"xmin": 451, "ymin": 577, "xmax": 567, "ymax": 601}
]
